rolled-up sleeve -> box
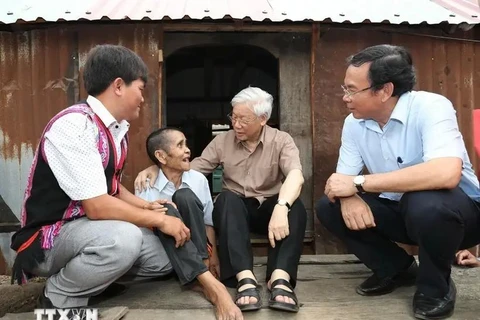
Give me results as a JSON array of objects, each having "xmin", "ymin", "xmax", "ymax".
[
  {"xmin": 420, "ymin": 98, "xmax": 464, "ymax": 162},
  {"xmin": 336, "ymin": 118, "xmax": 365, "ymax": 175},
  {"xmin": 279, "ymin": 134, "xmax": 303, "ymax": 177},
  {"xmin": 191, "ymin": 135, "xmax": 221, "ymax": 175}
]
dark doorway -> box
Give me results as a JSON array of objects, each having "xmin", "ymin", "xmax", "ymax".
[{"xmin": 165, "ymin": 45, "xmax": 279, "ymax": 160}]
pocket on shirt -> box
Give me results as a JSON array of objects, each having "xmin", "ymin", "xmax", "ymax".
[{"xmin": 398, "ymin": 152, "xmax": 424, "ymax": 169}]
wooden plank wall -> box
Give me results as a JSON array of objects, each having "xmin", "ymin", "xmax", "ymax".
[{"xmin": 312, "ymin": 26, "xmax": 480, "ymax": 253}]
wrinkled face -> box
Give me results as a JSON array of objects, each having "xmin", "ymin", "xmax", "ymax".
[
  {"xmin": 342, "ymin": 63, "xmax": 383, "ymax": 119},
  {"xmin": 116, "ymin": 78, "xmax": 145, "ymax": 121},
  {"xmin": 230, "ymin": 103, "xmax": 267, "ymax": 142},
  {"xmin": 157, "ymin": 131, "xmax": 191, "ymax": 172}
]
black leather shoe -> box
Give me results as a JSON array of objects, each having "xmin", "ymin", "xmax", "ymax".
[
  {"xmin": 37, "ymin": 287, "xmax": 56, "ymax": 308},
  {"xmin": 37, "ymin": 288, "xmax": 91, "ymax": 320},
  {"xmin": 98, "ymin": 282, "xmax": 128, "ymax": 298},
  {"xmin": 413, "ymin": 279, "xmax": 456, "ymax": 320},
  {"xmin": 356, "ymin": 260, "xmax": 418, "ymax": 296}
]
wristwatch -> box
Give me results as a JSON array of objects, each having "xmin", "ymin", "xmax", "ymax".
[
  {"xmin": 276, "ymin": 199, "xmax": 292, "ymax": 211},
  {"xmin": 353, "ymin": 175, "xmax": 366, "ymax": 193}
]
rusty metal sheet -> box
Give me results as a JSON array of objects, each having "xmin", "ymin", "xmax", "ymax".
[
  {"xmin": 77, "ymin": 24, "xmax": 161, "ymax": 191},
  {"xmin": 0, "ymin": 24, "xmax": 160, "ymax": 219},
  {"xmin": 0, "ymin": 28, "xmax": 77, "ymax": 160},
  {"xmin": 0, "ymin": 28, "xmax": 77, "ymax": 223}
]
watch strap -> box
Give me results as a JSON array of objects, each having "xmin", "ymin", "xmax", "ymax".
[
  {"xmin": 356, "ymin": 184, "xmax": 365, "ymax": 193},
  {"xmin": 276, "ymin": 199, "xmax": 292, "ymax": 210}
]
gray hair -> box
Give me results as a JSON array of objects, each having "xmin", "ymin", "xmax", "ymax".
[{"xmin": 231, "ymin": 87, "xmax": 273, "ymax": 120}]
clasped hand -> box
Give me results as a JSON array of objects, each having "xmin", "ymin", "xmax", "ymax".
[{"xmin": 324, "ymin": 173, "xmax": 358, "ymax": 202}]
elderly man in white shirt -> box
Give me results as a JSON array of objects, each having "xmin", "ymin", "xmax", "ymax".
[
  {"xmin": 138, "ymin": 167, "xmax": 214, "ymax": 225},
  {"xmin": 136, "ymin": 127, "xmax": 228, "ymax": 294}
]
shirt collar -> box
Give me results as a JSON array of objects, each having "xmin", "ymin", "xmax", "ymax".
[
  {"xmin": 359, "ymin": 91, "xmax": 411, "ymax": 130},
  {"xmin": 87, "ymin": 95, "xmax": 129, "ymax": 128},
  {"xmin": 235, "ymin": 125, "xmax": 268, "ymax": 146},
  {"xmin": 389, "ymin": 91, "xmax": 411, "ymax": 124},
  {"xmin": 153, "ymin": 168, "xmax": 192, "ymax": 192}
]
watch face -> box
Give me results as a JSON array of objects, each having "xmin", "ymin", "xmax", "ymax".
[
  {"xmin": 277, "ymin": 200, "xmax": 286, "ymax": 205},
  {"xmin": 354, "ymin": 176, "xmax": 365, "ymax": 185}
]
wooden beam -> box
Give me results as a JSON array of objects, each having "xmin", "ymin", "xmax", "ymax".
[
  {"xmin": 163, "ymin": 22, "xmax": 312, "ymax": 33},
  {"xmin": 157, "ymin": 27, "xmax": 164, "ymax": 128},
  {"xmin": 311, "ymin": 23, "xmax": 322, "ymax": 254}
]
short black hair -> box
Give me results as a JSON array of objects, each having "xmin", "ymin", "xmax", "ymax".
[
  {"xmin": 347, "ymin": 44, "xmax": 416, "ymax": 97},
  {"xmin": 146, "ymin": 128, "xmax": 182, "ymax": 166},
  {"xmin": 83, "ymin": 44, "xmax": 148, "ymax": 96}
]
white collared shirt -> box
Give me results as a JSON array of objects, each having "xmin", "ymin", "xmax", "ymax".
[
  {"xmin": 337, "ymin": 90, "xmax": 480, "ymax": 201},
  {"xmin": 135, "ymin": 169, "xmax": 214, "ymax": 226},
  {"xmin": 43, "ymin": 96, "xmax": 130, "ymax": 201}
]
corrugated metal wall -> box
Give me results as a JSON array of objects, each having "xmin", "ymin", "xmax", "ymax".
[
  {"xmin": 312, "ymin": 27, "xmax": 480, "ymax": 253},
  {"xmin": 0, "ymin": 28, "xmax": 76, "ymax": 219},
  {"xmin": 0, "ymin": 28, "xmax": 79, "ymax": 265},
  {"xmin": 0, "ymin": 24, "xmax": 161, "ymax": 220},
  {"xmin": 0, "ymin": 24, "xmax": 161, "ymax": 267}
]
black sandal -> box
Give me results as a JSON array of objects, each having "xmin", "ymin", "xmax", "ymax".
[
  {"xmin": 235, "ymin": 278, "xmax": 262, "ymax": 311},
  {"xmin": 268, "ymin": 278, "xmax": 300, "ymax": 313}
]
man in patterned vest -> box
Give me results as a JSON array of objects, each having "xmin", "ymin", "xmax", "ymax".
[{"xmin": 10, "ymin": 44, "xmax": 242, "ymax": 320}]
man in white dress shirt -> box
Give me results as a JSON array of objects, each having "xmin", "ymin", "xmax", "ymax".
[{"xmin": 10, "ymin": 44, "xmax": 242, "ymax": 320}]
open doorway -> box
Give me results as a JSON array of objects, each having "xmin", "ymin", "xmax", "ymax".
[
  {"xmin": 165, "ymin": 44, "xmax": 279, "ymax": 156},
  {"xmin": 165, "ymin": 45, "xmax": 279, "ymax": 192}
]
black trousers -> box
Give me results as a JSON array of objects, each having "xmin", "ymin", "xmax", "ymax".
[
  {"xmin": 154, "ymin": 188, "xmax": 208, "ymax": 285},
  {"xmin": 315, "ymin": 187, "xmax": 480, "ymax": 298},
  {"xmin": 213, "ymin": 190, "xmax": 307, "ymax": 288}
]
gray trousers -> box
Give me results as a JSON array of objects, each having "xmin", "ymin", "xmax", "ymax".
[{"xmin": 34, "ymin": 218, "xmax": 172, "ymax": 308}]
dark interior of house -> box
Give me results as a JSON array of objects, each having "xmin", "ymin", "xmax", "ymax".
[{"xmin": 165, "ymin": 44, "xmax": 279, "ymax": 193}]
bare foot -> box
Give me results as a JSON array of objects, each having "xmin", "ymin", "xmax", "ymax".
[
  {"xmin": 199, "ymin": 272, "xmax": 244, "ymax": 320},
  {"xmin": 213, "ymin": 290, "xmax": 244, "ymax": 320}
]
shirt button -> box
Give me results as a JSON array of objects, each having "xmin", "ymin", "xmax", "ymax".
[
  {"xmin": 115, "ymin": 125, "xmax": 119, "ymax": 129},
  {"xmin": 247, "ymin": 171, "xmax": 250, "ymax": 175}
]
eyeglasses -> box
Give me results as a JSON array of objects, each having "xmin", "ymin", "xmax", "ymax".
[
  {"xmin": 227, "ymin": 113, "xmax": 257, "ymax": 126},
  {"xmin": 341, "ymin": 85, "xmax": 373, "ymax": 98}
]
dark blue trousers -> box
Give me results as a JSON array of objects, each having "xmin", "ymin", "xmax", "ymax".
[{"xmin": 316, "ymin": 187, "xmax": 480, "ymax": 298}]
